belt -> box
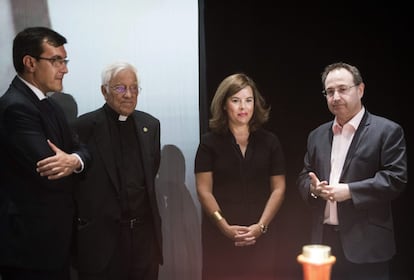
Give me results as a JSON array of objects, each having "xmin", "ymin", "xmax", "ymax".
[
  {"xmin": 323, "ymin": 224, "xmax": 340, "ymax": 232},
  {"xmin": 119, "ymin": 217, "xmax": 145, "ymax": 229}
]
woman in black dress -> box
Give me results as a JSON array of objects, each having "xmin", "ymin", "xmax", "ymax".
[{"xmin": 195, "ymin": 73, "xmax": 286, "ymax": 280}]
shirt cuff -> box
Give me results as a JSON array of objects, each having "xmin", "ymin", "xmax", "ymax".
[{"xmin": 72, "ymin": 153, "xmax": 84, "ymax": 173}]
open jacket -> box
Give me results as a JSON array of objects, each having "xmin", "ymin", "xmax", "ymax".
[{"xmin": 297, "ymin": 110, "xmax": 407, "ymax": 263}]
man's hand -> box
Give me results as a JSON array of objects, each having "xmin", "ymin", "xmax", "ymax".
[{"xmin": 36, "ymin": 139, "xmax": 80, "ymax": 180}]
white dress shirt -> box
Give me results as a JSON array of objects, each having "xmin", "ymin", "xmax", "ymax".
[{"xmin": 324, "ymin": 107, "xmax": 365, "ymax": 225}]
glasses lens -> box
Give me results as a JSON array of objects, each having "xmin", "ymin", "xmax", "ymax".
[
  {"xmin": 129, "ymin": 85, "xmax": 139, "ymax": 94},
  {"xmin": 113, "ymin": 85, "xmax": 127, "ymax": 94},
  {"xmin": 111, "ymin": 85, "xmax": 140, "ymax": 94},
  {"xmin": 324, "ymin": 85, "xmax": 355, "ymax": 97},
  {"xmin": 46, "ymin": 58, "xmax": 68, "ymax": 67},
  {"xmin": 326, "ymin": 89, "xmax": 335, "ymax": 96},
  {"xmin": 337, "ymin": 86, "xmax": 348, "ymax": 94}
]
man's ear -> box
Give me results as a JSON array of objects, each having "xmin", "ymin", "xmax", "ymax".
[
  {"xmin": 101, "ymin": 85, "xmax": 108, "ymax": 100},
  {"xmin": 23, "ymin": 55, "xmax": 36, "ymax": 73}
]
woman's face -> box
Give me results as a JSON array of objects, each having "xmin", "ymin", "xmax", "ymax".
[{"xmin": 225, "ymin": 86, "xmax": 254, "ymax": 127}]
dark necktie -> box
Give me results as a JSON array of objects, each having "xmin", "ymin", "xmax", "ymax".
[{"xmin": 40, "ymin": 98, "xmax": 64, "ymax": 143}]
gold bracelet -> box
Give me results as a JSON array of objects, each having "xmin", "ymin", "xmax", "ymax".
[{"xmin": 212, "ymin": 210, "xmax": 223, "ymax": 222}]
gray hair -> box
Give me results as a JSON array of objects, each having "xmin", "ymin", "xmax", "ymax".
[{"xmin": 101, "ymin": 61, "xmax": 138, "ymax": 86}]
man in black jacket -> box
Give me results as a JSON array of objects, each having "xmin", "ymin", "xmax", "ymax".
[
  {"xmin": 0, "ymin": 26, "xmax": 90, "ymax": 280},
  {"xmin": 72, "ymin": 61, "xmax": 162, "ymax": 280}
]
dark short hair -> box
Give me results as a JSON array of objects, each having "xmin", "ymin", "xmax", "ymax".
[
  {"xmin": 321, "ymin": 62, "xmax": 363, "ymax": 87},
  {"xmin": 13, "ymin": 26, "xmax": 67, "ymax": 74}
]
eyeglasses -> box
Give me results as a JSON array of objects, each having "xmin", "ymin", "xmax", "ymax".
[
  {"xmin": 322, "ymin": 84, "xmax": 358, "ymax": 98},
  {"xmin": 109, "ymin": 84, "xmax": 141, "ymax": 95},
  {"xmin": 34, "ymin": 56, "xmax": 69, "ymax": 67}
]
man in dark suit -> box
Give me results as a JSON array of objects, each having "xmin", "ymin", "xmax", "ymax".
[
  {"xmin": 297, "ymin": 62, "xmax": 407, "ymax": 280},
  {"xmin": 0, "ymin": 27, "xmax": 90, "ymax": 280},
  {"xmin": 71, "ymin": 61, "xmax": 163, "ymax": 280}
]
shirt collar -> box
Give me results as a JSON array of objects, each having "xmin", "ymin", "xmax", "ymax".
[
  {"xmin": 333, "ymin": 106, "xmax": 365, "ymax": 132},
  {"xmin": 17, "ymin": 75, "xmax": 48, "ymax": 101}
]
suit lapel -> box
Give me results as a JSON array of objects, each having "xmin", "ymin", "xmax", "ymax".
[
  {"xmin": 341, "ymin": 112, "xmax": 370, "ymax": 177},
  {"xmin": 133, "ymin": 114, "xmax": 151, "ymax": 189},
  {"xmin": 94, "ymin": 111, "xmax": 122, "ymax": 193},
  {"xmin": 44, "ymin": 98, "xmax": 74, "ymax": 149},
  {"xmin": 320, "ymin": 124, "xmax": 334, "ymax": 181},
  {"xmin": 13, "ymin": 78, "xmax": 65, "ymax": 146}
]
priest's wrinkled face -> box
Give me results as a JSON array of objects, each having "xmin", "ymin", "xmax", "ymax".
[{"xmin": 102, "ymin": 68, "xmax": 140, "ymax": 116}]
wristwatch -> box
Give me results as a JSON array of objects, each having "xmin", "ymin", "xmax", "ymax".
[{"xmin": 259, "ymin": 223, "xmax": 268, "ymax": 234}]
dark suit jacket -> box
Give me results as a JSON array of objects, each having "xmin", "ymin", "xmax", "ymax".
[
  {"xmin": 48, "ymin": 92, "xmax": 78, "ymax": 124},
  {"xmin": 297, "ymin": 110, "xmax": 407, "ymax": 263},
  {"xmin": 0, "ymin": 76, "xmax": 91, "ymax": 269},
  {"xmin": 71, "ymin": 106, "xmax": 163, "ymax": 273}
]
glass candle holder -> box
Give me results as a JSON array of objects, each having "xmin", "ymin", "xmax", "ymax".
[{"xmin": 297, "ymin": 244, "xmax": 336, "ymax": 280}]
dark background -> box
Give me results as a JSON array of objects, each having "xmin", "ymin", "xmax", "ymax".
[{"xmin": 200, "ymin": 1, "xmax": 412, "ymax": 279}]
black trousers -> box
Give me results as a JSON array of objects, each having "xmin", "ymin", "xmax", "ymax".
[
  {"xmin": 323, "ymin": 224, "xmax": 389, "ymax": 280},
  {"xmin": 78, "ymin": 220, "xmax": 159, "ymax": 280},
  {"xmin": 0, "ymin": 265, "xmax": 70, "ymax": 280}
]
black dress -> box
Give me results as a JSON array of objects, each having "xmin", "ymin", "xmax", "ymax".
[{"xmin": 194, "ymin": 128, "xmax": 285, "ymax": 280}]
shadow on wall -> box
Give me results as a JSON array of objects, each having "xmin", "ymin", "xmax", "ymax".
[{"xmin": 155, "ymin": 144, "xmax": 202, "ymax": 280}]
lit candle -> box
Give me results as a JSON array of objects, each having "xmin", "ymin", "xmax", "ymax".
[
  {"xmin": 302, "ymin": 245, "xmax": 331, "ymax": 263},
  {"xmin": 297, "ymin": 244, "xmax": 336, "ymax": 280}
]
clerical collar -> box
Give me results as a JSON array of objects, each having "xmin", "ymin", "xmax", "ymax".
[
  {"xmin": 118, "ymin": 115, "xmax": 128, "ymax": 121},
  {"xmin": 104, "ymin": 103, "xmax": 129, "ymax": 122}
]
